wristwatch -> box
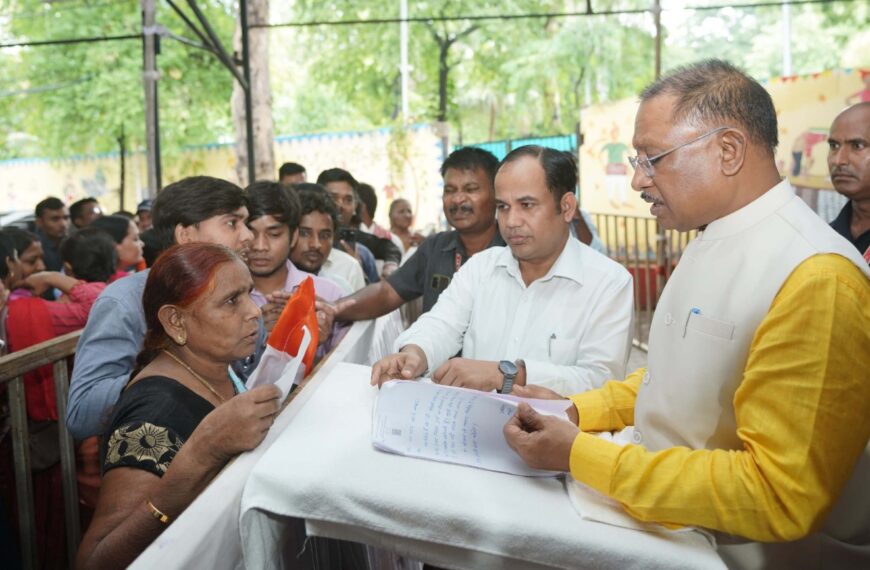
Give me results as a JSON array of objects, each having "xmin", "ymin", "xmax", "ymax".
[{"xmin": 498, "ymin": 360, "xmax": 518, "ymax": 394}]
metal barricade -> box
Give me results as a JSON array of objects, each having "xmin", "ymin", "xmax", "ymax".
[
  {"xmin": 0, "ymin": 329, "xmax": 83, "ymax": 570},
  {"xmin": 590, "ymin": 213, "xmax": 697, "ymax": 346}
]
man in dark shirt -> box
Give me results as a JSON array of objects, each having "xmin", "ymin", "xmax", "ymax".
[
  {"xmin": 828, "ymin": 102, "xmax": 870, "ymax": 263},
  {"xmin": 336, "ymin": 147, "xmax": 503, "ymax": 321},
  {"xmin": 69, "ymin": 197, "xmax": 103, "ymax": 229},
  {"xmin": 34, "ymin": 196, "xmax": 70, "ymax": 272},
  {"xmin": 316, "ymin": 168, "xmax": 402, "ymax": 281}
]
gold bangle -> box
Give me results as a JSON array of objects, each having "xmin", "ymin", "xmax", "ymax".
[{"xmin": 146, "ymin": 499, "xmax": 171, "ymax": 525}]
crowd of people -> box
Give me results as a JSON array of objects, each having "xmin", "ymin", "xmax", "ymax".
[{"xmin": 0, "ymin": 59, "xmax": 868, "ymax": 569}]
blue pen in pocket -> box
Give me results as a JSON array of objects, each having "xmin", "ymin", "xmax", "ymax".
[{"xmin": 683, "ymin": 307, "xmax": 701, "ymax": 338}]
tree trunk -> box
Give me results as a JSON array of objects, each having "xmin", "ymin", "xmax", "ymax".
[
  {"xmin": 427, "ymin": 23, "xmax": 477, "ymax": 126},
  {"xmin": 437, "ymin": 41, "xmax": 450, "ymax": 123},
  {"xmin": 232, "ymin": 0, "xmax": 274, "ymax": 185}
]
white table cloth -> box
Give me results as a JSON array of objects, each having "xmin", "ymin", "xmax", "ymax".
[{"xmin": 239, "ymin": 362, "xmax": 725, "ymax": 570}]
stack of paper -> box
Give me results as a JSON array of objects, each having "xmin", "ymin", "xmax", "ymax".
[{"xmin": 372, "ymin": 380, "xmax": 573, "ymax": 477}]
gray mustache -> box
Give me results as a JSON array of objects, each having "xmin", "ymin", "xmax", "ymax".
[
  {"xmin": 830, "ymin": 167, "xmax": 854, "ymax": 178},
  {"xmin": 448, "ymin": 204, "xmax": 474, "ymax": 215},
  {"xmin": 640, "ymin": 192, "xmax": 661, "ymax": 204}
]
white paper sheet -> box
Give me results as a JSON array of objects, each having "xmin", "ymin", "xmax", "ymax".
[
  {"xmin": 245, "ymin": 327, "xmax": 312, "ymax": 400},
  {"xmin": 372, "ymin": 380, "xmax": 572, "ymax": 477}
]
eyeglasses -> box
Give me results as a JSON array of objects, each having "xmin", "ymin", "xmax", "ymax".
[{"xmin": 628, "ymin": 126, "xmax": 732, "ymax": 178}]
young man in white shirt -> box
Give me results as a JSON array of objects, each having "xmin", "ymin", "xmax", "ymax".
[
  {"xmin": 289, "ymin": 184, "xmax": 366, "ymax": 295},
  {"xmin": 371, "ymin": 146, "xmax": 634, "ymax": 395}
]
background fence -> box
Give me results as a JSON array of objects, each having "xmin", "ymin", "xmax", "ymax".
[
  {"xmin": 458, "ymin": 133, "xmax": 577, "ymax": 161},
  {"xmin": 590, "ymin": 213, "xmax": 697, "ymax": 347}
]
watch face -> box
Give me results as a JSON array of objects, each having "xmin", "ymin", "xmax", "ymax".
[{"xmin": 498, "ymin": 360, "xmax": 518, "ymax": 376}]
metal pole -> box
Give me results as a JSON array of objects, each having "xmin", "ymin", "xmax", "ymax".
[
  {"xmin": 653, "ymin": 0, "xmax": 662, "ymax": 80},
  {"xmin": 118, "ymin": 125, "xmax": 126, "ymax": 210},
  {"xmin": 575, "ymin": 118, "xmax": 582, "ymax": 208},
  {"xmin": 54, "ymin": 360, "xmax": 81, "ymax": 569},
  {"xmin": 240, "ymin": 0, "xmax": 255, "ymax": 185},
  {"xmin": 782, "ymin": 0, "xmax": 792, "ymax": 76},
  {"xmin": 142, "ymin": 0, "xmax": 161, "ymax": 197},
  {"xmin": 400, "ymin": 0, "xmax": 409, "ymax": 123},
  {"xmin": 9, "ymin": 377, "xmax": 36, "ymax": 570}
]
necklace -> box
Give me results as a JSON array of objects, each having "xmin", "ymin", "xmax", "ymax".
[{"xmin": 162, "ymin": 349, "xmax": 227, "ymax": 404}]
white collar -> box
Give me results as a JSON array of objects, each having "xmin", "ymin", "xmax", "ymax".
[
  {"xmin": 700, "ymin": 179, "xmax": 795, "ymax": 241},
  {"xmin": 495, "ymin": 235, "xmax": 585, "ymax": 287}
]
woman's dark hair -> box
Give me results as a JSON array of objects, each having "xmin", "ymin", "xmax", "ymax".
[
  {"xmin": 60, "ymin": 228, "xmax": 118, "ymax": 283},
  {"xmin": 0, "ymin": 231, "xmax": 16, "ymax": 280},
  {"xmin": 134, "ymin": 243, "xmax": 240, "ymax": 374},
  {"xmin": 2, "ymin": 227, "xmax": 40, "ymax": 257},
  {"xmin": 90, "ymin": 215, "xmax": 131, "ymax": 244},
  {"xmin": 151, "ymin": 176, "xmax": 247, "ymax": 239},
  {"xmin": 500, "ymin": 145, "xmax": 577, "ymax": 211}
]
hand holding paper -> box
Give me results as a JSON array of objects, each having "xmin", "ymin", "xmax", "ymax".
[
  {"xmin": 245, "ymin": 277, "xmax": 318, "ymax": 400},
  {"xmin": 503, "ymin": 403, "xmax": 579, "ymax": 472},
  {"xmin": 370, "ymin": 345, "xmax": 428, "ymax": 387}
]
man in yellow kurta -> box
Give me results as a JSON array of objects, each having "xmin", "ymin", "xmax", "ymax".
[{"xmin": 504, "ymin": 60, "xmax": 870, "ymax": 569}]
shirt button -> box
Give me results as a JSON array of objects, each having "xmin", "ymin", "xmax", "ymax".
[
  {"xmin": 642, "ymin": 372, "xmax": 651, "ymax": 385},
  {"xmin": 632, "ymin": 430, "xmax": 643, "ymax": 444},
  {"xmin": 664, "ymin": 313, "xmax": 674, "ymax": 325}
]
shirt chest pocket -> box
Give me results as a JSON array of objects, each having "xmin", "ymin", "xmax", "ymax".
[
  {"xmin": 685, "ymin": 312, "xmax": 735, "ymax": 341},
  {"xmin": 549, "ymin": 336, "xmax": 580, "ymax": 363},
  {"xmin": 678, "ymin": 311, "xmax": 741, "ymax": 393}
]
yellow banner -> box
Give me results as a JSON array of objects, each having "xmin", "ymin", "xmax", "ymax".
[{"xmin": 579, "ymin": 68, "xmax": 869, "ymax": 217}]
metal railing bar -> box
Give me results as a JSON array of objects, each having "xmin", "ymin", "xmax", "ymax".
[
  {"xmin": 643, "ymin": 219, "xmax": 653, "ymax": 317},
  {"xmin": 53, "ymin": 359, "xmax": 81, "ymax": 568},
  {"xmin": 9, "ymin": 376, "xmax": 37, "ymax": 570},
  {"xmin": 631, "ymin": 216, "xmax": 641, "ymax": 341},
  {"xmin": 0, "ymin": 331, "xmax": 82, "ymax": 383}
]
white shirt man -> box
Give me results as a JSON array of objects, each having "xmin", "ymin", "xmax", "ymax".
[
  {"xmin": 372, "ymin": 146, "xmax": 634, "ymax": 395},
  {"xmin": 321, "ymin": 248, "xmax": 365, "ymax": 294}
]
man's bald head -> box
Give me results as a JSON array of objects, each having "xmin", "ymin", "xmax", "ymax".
[
  {"xmin": 828, "ymin": 102, "xmax": 870, "ymax": 201},
  {"xmin": 832, "ymin": 102, "xmax": 870, "ymax": 128}
]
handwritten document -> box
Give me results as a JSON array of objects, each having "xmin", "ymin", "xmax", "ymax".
[{"xmin": 372, "ymin": 380, "xmax": 572, "ymax": 477}]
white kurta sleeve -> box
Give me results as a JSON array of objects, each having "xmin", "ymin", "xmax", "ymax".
[{"xmin": 392, "ymin": 254, "xmax": 482, "ymax": 373}]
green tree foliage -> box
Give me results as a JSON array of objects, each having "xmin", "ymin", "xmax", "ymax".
[
  {"xmin": 0, "ymin": 0, "xmax": 237, "ymax": 159},
  {"xmin": 1, "ymin": 0, "xmax": 867, "ymax": 159},
  {"xmin": 663, "ymin": 0, "xmax": 870, "ymax": 77},
  {"xmin": 270, "ymin": 1, "xmax": 658, "ymax": 142}
]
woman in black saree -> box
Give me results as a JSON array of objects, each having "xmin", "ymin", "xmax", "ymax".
[{"xmin": 77, "ymin": 243, "xmax": 281, "ymax": 569}]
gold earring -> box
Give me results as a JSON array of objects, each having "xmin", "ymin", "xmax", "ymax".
[{"xmin": 175, "ymin": 332, "xmax": 187, "ymax": 346}]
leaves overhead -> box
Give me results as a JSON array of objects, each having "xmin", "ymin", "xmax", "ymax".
[
  {"xmin": 0, "ymin": 0, "xmax": 237, "ymax": 159},
  {"xmin": 1, "ymin": 0, "xmax": 868, "ymax": 160}
]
